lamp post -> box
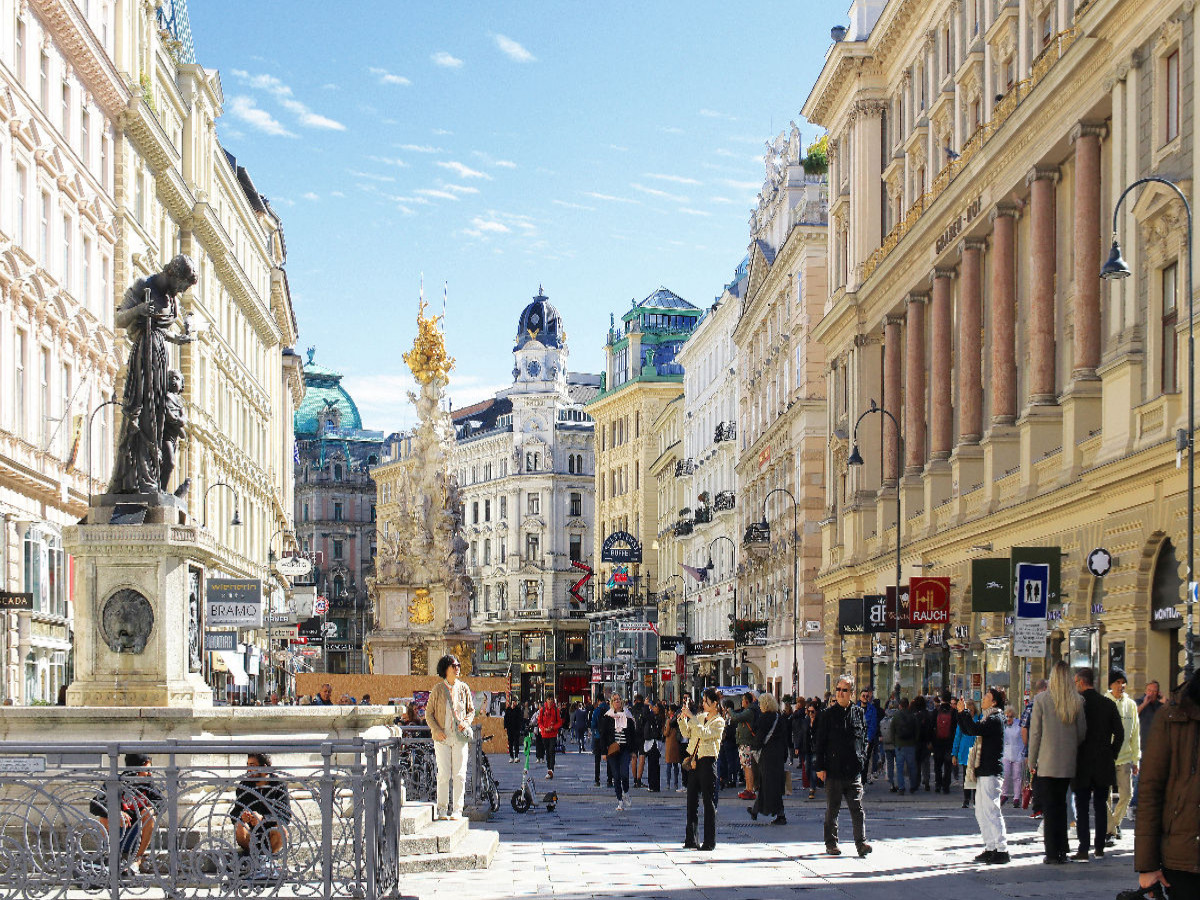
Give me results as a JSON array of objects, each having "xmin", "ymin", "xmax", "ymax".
[
  {"xmin": 85, "ymin": 397, "xmax": 123, "ymax": 498},
  {"xmin": 662, "ymin": 572, "xmax": 685, "ymax": 702},
  {"xmin": 848, "ymin": 399, "xmax": 905, "ymax": 705},
  {"xmin": 266, "ymin": 528, "xmax": 294, "ymax": 696},
  {"xmin": 706, "ymin": 534, "xmax": 738, "ymax": 686},
  {"xmin": 744, "ymin": 488, "xmax": 800, "ymax": 698},
  {"xmin": 1102, "ymin": 177, "xmax": 1195, "ymax": 679},
  {"xmin": 202, "ymin": 481, "xmax": 242, "ymax": 529}
]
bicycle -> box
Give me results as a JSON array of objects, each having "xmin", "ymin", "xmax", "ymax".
[{"xmin": 478, "ymin": 736, "xmax": 501, "ymax": 813}]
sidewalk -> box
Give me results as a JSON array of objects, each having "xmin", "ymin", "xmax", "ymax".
[{"xmin": 398, "ymin": 748, "xmax": 1141, "ymax": 899}]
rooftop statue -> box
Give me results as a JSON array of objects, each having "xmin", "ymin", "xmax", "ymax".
[{"xmin": 402, "ymin": 296, "xmax": 454, "ymax": 385}]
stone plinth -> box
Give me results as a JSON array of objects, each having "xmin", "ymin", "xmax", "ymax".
[
  {"xmin": 367, "ymin": 583, "xmax": 478, "ymax": 676},
  {"xmin": 65, "ymin": 522, "xmax": 219, "ymax": 708}
]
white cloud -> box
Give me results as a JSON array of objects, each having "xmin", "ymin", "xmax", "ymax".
[
  {"xmin": 302, "ymin": 192, "xmax": 320, "ymax": 201},
  {"xmin": 609, "ymin": 144, "xmax": 629, "ymax": 152},
  {"xmin": 397, "ymin": 144, "xmax": 443, "ymax": 154},
  {"xmin": 339, "ymin": 373, "xmax": 420, "ymax": 432},
  {"xmin": 431, "ymin": 51, "xmax": 463, "ymax": 69},
  {"xmin": 631, "ymin": 183, "xmax": 688, "ymax": 203},
  {"xmin": 228, "ymin": 96, "xmax": 295, "ymax": 137},
  {"xmin": 432, "ymin": 128, "xmax": 453, "ymax": 136},
  {"xmin": 436, "ymin": 160, "xmax": 491, "ymax": 180},
  {"xmin": 472, "ymin": 151, "xmax": 517, "ymax": 169},
  {"xmin": 229, "ymin": 70, "xmax": 345, "ymax": 131},
  {"xmin": 414, "ymin": 188, "xmax": 460, "ymax": 201},
  {"xmin": 279, "ymin": 98, "xmax": 346, "ymax": 131},
  {"xmin": 494, "ymin": 159, "xmax": 517, "ymax": 169},
  {"xmin": 369, "ymin": 66, "xmax": 411, "ymax": 86},
  {"xmin": 699, "ymin": 108, "xmax": 737, "ymax": 121},
  {"xmin": 720, "ymin": 178, "xmax": 760, "ymax": 191},
  {"xmin": 709, "ymin": 196, "xmax": 736, "ymax": 204},
  {"xmin": 330, "ymin": 191, "xmax": 345, "ymax": 198},
  {"xmin": 678, "ymin": 208, "xmax": 712, "ymax": 217},
  {"xmin": 471, "ymin": 217, "xmax": 510, "ymax": 234},
  {"xmin": 368, "ymin": 155, "xmax": 410, "ymax": 167},
  {"xmin": 444, "ymin": 184, "xmax": 480, "ymax": 195},
  {"xmin": 347, "ymin": 169, "xmax": 396, "ymax": 183},
  {"xmin": 552, "ymin": 199, "xmax": 595, "ymax": 211},
  {"xmin": 661, "ymin": 126, "xmax": 685, "ymax": 135},
  {"xmin": 584, "ymin": 192, "xmax": 639, "ymax": 204},
  {"xmin": 645, "ymin": 173, "xmax": 701, "ymax": 185},
  {"xmin": 494, "ymin": 34, "xmax": 535, "ymax": 63}
]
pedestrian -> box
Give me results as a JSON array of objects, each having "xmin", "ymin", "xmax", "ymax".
[
  {"xmin": 801, "ymin": 700, "xmax": 821, "ymax": 799},
  {"xmin": 228, "ymin": 752, "xmax": 293, "ymax": 876},
  {"xmin": 748, "ymin": 692, "xmax": 789, "ymax": 824},
  {"xmin": 1132, "ymin": 679, "xmax": 1162, "ymax": 809},
  {"xmin": 312, "ymin": 683, "xmax": 334, "ymax": 706},
  {"xmin": 664, "ymin": 704, "xmax": 684, "ymax": 792},
  {"xmin": 1000, "ymin": 706, "xmax": 1024, "ymax": 806},
  {"xmin": 717, "ymin": 699, "xmax": 739, "ymax": 788},
  {"xmin": 88, "ymin": 752, "xmax": 163, "ymax": 875},
  {"xmin": 426, "ymin": 654, "xmax": 476, "ymax": 822},
  {"xmin": 629, "ymin": 694, "xmax": 648, "ymax": 787},
  {"xmin": 537, "ymin": 697, "xmax": 562, "ymax": 780},
  {"xmin": 1134, "ymin": 667, "xmax": 1200, "ymax": 898},
  {"xmin": 503, "ymin": 694, "xmax": 525, "ymax": 763},
  {"xmin": 879, "ymin": 701, "xmax": 898, "ymax": 791},
  {"xmin": 913, "ymin": 694, "xmax": 933, "ymax": 791},
  {"xmin": 1028, "ymin": 660, "xmax": 1086, "ymax": 865},
  {"xmin": 790, "ymin": 700, "xmax": 806, "ymax": 771},
  {"xmin": 679, "ymin": 687, "xmax": 725, "ymax": 851},
  {"xmin": 931, "ymin": 692, "xmax": 957, "ymax": 794},
  {"xmin": 529, "ymin": 703, "xmax": 544, "ymax": 762},
  {"xmin": 893, "ymin": 697, "xmax": 919, "ymax": 795},
  {"xmin": 857, "ymin": 688, "xmax": 879, "ymax": 784},
  {"xmin": 731, "ymin": 692, "xmax": 760, "ymax": 800},
  {"xmin": 953, "ymin": 700, "xmax": 979, "ymax": 808},
  {"xmin": 600, "ymin": 694, "xmax": 633, "ymax": 810},
  {"xmin": 571, "ymin": 702, "xmax": 589, "ymax": 753},
  {"xmin": 1104, "ymin": 669, "xmax": 1139, "ymax": 845},
  {"xmin": 1021, "ymin": 678, "xmax": 1049, "ymax": 816},
  {"xmin": 1071, "ymin": 666, "xmax": 1123, "ymax": 861},
  {"xmin": 956, "ymin": 689, "xmax": 1010, "ymax": 865},
  {"xmin": 591, "ymin": 693, "xmax": 611, "ymax": 786},
  {"xmin": 815, "ymin": 674, "xmax": 871, "ymax": 858},
  {"xmin": 644, "ymin": 701, "xmax": 665, "ymax": 792}
]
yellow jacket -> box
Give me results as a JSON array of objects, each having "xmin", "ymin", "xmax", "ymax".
[
  {"xmin": 1105, "ymin": 689, "xmax": 1140, "ymax": 765},
  {"xmin": 678, "ymin": 711, "xmax": 725, "ymax": 758}
]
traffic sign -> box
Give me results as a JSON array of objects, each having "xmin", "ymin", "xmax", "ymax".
[
  {"xmin": 313, "ymin": 596, "xmax": 329, "ymax": 615},
  {"xmin": 1086, "ymin": 548, "xmax": 1112, "ymax": 578},
  {"xmin": 1015, "ymin": 563, "xmax": 1049, "ymax": 619}
]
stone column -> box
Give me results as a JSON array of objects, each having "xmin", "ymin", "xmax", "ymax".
[
  {"xmin": 930, "ymin": 268, "xmax": 957, "ymax": 458},
  {"xmin": 989, "ymin": 206, "xmax": 1019, "ymax": 425},
  {"xmin": 958, "ymin": 240, "xmax": 985, "ymax": 444},
  {"xmin": 904, "ymin": 294, "xmax": 928, "ymax": 474},
  {"xmin": 1071, "ymin": 122, "xmax": 1106, "ymax": 382},
  {"xmin": 883, "ymin": 315, "xmax": 904, "ymax": 485},
  {"xmin": 1027, "ymin": 167, "xmax": 1060, "ymax": 406}
]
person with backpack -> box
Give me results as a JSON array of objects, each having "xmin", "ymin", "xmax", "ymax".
[
  {"xmin": 879, "ymin": 701, "xmax": 898, "ymax": 791},
  {"xmin": 857, "ymin": 688, "xmax": 880, "ymax": 784},
  {"xmin": 893, "ymin": 697, "xmax": 919, "ymax": 795},
  {"xmin": 932, "ymin": 692, "xmax": 957, "ymax": 794}
]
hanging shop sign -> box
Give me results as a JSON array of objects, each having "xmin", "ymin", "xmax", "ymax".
[
  {"xmin": 275, "ymin": 555, "xmax": 313, "ymax": 578},
  {"xmin": 0, "ymin": 592, "xmax": 34, "ymax": 610},
  {"xmin": 971, "ymin": 558, "xmax": 1011, "ymax": 612},
  {"xmin": 864, "ymin": 595, "xmax": 889, "ymax": 633},
  {"xmin": 838, "ymin": 597, "xmax": 866, "ymax": 635},
  {"xmin": 885, "ymin": 585, "xmax": 913, "ymax": 629},
  {"xmin": 909, "ymin": 577, "xmax": 951, "ymax": 625},
  {"xmin": 206, "ymin": 579, "xmax": 262, "ymax": 627},
  {"xmin": 600, "ymin": 531, "xmax": 642, "ymax": 564}
]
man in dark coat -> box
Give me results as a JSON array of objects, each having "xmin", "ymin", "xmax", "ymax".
[
  {"xmin": 503, "ymin": 694, "xmax": 525, "ymax": 762},
  {"xmin": 1072, "ymin": 666, "xmax": 1123, "ymax": 860},
  {"xmin": 815, "ymin": 675, "xmax": 870, "ymax": 857}
]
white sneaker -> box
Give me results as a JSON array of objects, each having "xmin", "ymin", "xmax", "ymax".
[
  {"xmin": 615, "ymin": 800, "xmax": 624, "ymax": 811},
  {"xmin": 433, "ymin": 809, "xmax": 447, "ymax": 821},
  {"xmin": 676, "ymin": 787, "xmax": 686, "ymax": 793}
]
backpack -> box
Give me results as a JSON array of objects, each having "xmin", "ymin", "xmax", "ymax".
[
  {"xmin": 895, "ymin": 710, "xmax": 917, "ymax": 741},
  {"xmin": 935, "ymin": 707, "xmax": 955, "ymax": 742},
  {"xmin": 879, "ymin": 714, "xmax": 895, "ymax": 745}
]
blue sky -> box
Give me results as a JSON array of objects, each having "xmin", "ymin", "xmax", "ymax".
[{"xmin": 186, "ymin": 2, "xmax": 835, "ymax": 432}]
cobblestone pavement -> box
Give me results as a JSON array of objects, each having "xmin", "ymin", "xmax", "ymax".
[{"xmin": 400, "ymin": 750, "xmax": 1137, "ymax": 899}]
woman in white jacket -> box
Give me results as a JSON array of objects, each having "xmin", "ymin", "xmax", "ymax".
[{"xmin": 1000, "ymin": 706, "xmax": 1024, "ymax": 806}]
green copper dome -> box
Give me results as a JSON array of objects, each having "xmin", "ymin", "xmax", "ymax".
[{"xmin": 294, "ymin": 349, "xmax": 363, "ymax": 437}]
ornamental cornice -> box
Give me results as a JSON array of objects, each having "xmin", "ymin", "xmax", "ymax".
[
  {"xmin": 121, "ymin": 95, "xmax": 179, "ymax": 176},
  {"xmin": 27, "ymin": 0, "xmax": 130, "ymax": 118}
]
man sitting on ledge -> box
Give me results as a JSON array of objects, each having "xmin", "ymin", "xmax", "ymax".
[
  {"xmin": 88, "ymin": 752, "xmax": 163, "ymax": 875},
  {"xmin": 229, "ymin": 752, "xmax": 293, "ymax": 875}
]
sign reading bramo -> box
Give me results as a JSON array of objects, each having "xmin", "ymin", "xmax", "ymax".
[{"xmin": 206, "ymin": 578, "xmax": 262, "ymax": 627}]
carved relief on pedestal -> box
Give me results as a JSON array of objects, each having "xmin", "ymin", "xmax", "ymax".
[
  {"xmin": 410, "ymin": 645, "xmax": 429, "ymax": 676},
  {"xmin": 408, "ymin": 588, "xmax": 435, "ymax": 626}
]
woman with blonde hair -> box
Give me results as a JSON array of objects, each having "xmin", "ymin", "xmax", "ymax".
[
  {"xmin": 1029, "ymin": 660, "xmax": 1086, "ymax": 864},
  {"xmin": 749, "ymin": 691, "xmax": 790, "ymax": 825}
]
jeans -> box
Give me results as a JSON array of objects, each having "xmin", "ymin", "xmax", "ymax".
[
  {"xmin": 1037, "ymin": 775, "xmax": 1071, "ymax": 859},
  {"xmin": 1074, "ymin": 780, "xmax": 1107, "ymax": 855},
  {"xmin": 883, "ymin": 748, "xmax": 896, "ymax": 786},
  {"xmin": 433, "ymin": 739, "xmax": 469, "ymax": 817},
  {"xmin": 506, "ymin": 730, "xmax": 522, "ymax": 761},
  {"xmin": 804, "ymin": 752, "xmax": 819, "ymax": 789},
  {"xmin": 611, "ymin": 750, "xmax": 631, "ymax": 800},
  {"xmin": 1108, "ymin": 761, "xmax": 1133, "ymax": 833},
  {"xmin": 823, "ymin": 774, "xmax": 867, "ymax": 849},
  {"xmin": 685, "ymin": 758, "xmax": 717, "ymax": 847},
  {"xmin": 861, "ymin": 739, "xmax": 879, "ymax": 781},
  {"xmin": 975, "ymin": 774, "xmax": 1008, "ymax": 851},
  {"xmin": 895, "ymin": 746, "xmax": 917, "ymax": 792},
  {"xmin": 666, "ymin": 761, "xmax": 680, "ymax": 790},
  {"xmin": 932, "ymin": 743, "xmax": 953, "ymax": 791}
]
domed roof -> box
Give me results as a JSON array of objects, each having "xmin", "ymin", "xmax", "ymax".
[
  {"xmin": 294, "ymin": 349, "xmax": 363, "ymax": 436},
  {"xmin": 515, "ymin": 286, "xmax": 564, "ymax": 351}
]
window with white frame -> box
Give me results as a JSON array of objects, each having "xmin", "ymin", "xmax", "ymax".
[
  {"xmin": 39, "ymin": 191, "xmax": 50, "ymax": 262},
  {"xmin": 1162, "ymin": 262, "xmax": 1179, "ymax": 393},
  {"xmin": 23, "ymin": 527, "xmax": 67, "ymax": 618}
]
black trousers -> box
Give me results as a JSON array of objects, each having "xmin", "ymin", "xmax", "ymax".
[
  {"xmin": 1073, "ymin": 780, "xmax": 1108, "ymax": 854},
  {"xmin": 506, "ymin": 730, "xmax": 522, "ymax": 761},
  {"xmin": 685, "ymin": 758, "xmax": 717, "ymax": 848},
  {"xmin": 1164, "ymin": 868, "xmax": 1200, "ymax": 899},
  {"xmin": 544, "ymin": 738, "xmax": 556, "ymax": 773},
  {"xmin": 861, "ymin": 739, "xmax": 878, "ymax": 781},
  {"xmin": 823, "ymin": 774, "xmax": 867, "ymax": 849},
  {"xmin": 932, "ymin": 743, "xmax": 953, "ymax": 791},
  {"xmin": 1036, "ymin": 776, "xmax": 1071, "ymax": 859},
  {"xmin": 593, "ymin": 745, "xmax": 607, "ymax": 782},
  {"xmin": 916, "ymin": 746, "xmax": 931, "ymax": 787}
]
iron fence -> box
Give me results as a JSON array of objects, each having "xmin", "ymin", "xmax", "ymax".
[{"xmin": 0, "ymin": 737, "xmax": 404, "ymax": 900}]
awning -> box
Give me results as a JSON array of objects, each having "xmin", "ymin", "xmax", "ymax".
[{"xmin": 218, "ymin": 650, "xmax": 249, "ymax": 686}]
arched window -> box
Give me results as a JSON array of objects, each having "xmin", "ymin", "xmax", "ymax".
[
  {"xmin": 334, "ymin": 464, "xmax": 343, "ymax": 481},
  {"xmin": 333, "ymin": 574, "xmax": 344, "ymax": 598},
  {"xmin": 568, "ymin": 455, "xmax": 575, "ymax": 474}
]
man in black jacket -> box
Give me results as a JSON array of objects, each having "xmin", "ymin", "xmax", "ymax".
[
  {"xmin": 1072, "ymin": 667, "xmax": 1123, "ymax": 861},
  {"xmin": 815, "ymin": 675, "xmax": 871, "ymax": 857},
  {"xmin": 503, "ymin": 694, "xmax": 525, "ymax": 763}
]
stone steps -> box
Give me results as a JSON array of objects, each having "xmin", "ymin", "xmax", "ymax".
[
  {"xmin": 393, "ymin": 801, "xmax": 496, "ymax": 872},
  {"xmin": 394, "ymin": 828, "xmax": 499, "ymax": 874}
]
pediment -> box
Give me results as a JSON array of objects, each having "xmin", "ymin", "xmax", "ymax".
[{"xmin": 1130, "ymin": 179, "xmax": 1191, "ymax": 224}]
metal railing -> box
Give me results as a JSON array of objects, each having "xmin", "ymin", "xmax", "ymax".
[{"xmin": 0, "ymin": 737, "xmax": 405, "ymax": 900}]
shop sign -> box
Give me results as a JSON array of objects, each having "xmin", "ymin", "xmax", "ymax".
[
  {"xmin": 591, "ymin": 666, "xmax": 601, "ymax": 683},
  {"xmin": 1015, "ymin": 563, "xmax": 1050, "ymax": 619},
  {"xmin": 618, "ymin": 621, "xmax": 658, "ymax": 634},
  {"xmin": 608, "ymin": 587, "xmax": 629, "ymax": 606},
  {"xmin": 0, "ymin": 592, "xmax": 33, "ymax": 610},
  {"xmin": 275, "ymin": 555, "xmax": 313, "ymax": 578},
  {"xmin": 1152, "ymin": 604, "xmax": 1184, "ymax": 631},
  {"xmin": 690, "ymin": 639, "xmax": 734, "ymax": 655},
  {"xmin": 1011, "ymin": 547, "xmax": 1061, "ymax": 605},
  {"xmin": 204, "ymin": 631, "xmax": 237, "ymax": 652},
  {"xmin": 1086, "ymin": 548, "xmax": 1112, "ymax": 578},
  {"xmin": 935, "ymin": 196, "xmax": 982, "ymax": 253},
  {"xmin": 864, "ymin": 595, "xmax": 889, "ymax": 632},
  {"xmin": 600, "ymin": 531, "xmax": 642, "ymax": 563},
  {"xmin": 1108, "ymin": 640, "xmax": 1126, "ymax": 674},
  {"xmin": 658, "ymin": 634, "xmax": 686, "ymax": 653},
  {"xmin": 675, "ymin": 655, "xmax": 684, "ymax": 676},
  {"xmin": 839, "ymin": 598, "xmax": 865, "ymax": 634},
  {"xmin": 661, "ymin": 669, "xmax": 672, "ymax": 682},
  {"xmin": 909, "ymin": 577, "xmax": 951, "ymax": 625},
  {"xmin": 326, "ymin": 641, "xmax": 352, "ymax": 652},
  {"xmin": 971, "ymin": 558, "xmax": 1011, "ymax": 612},
  {"xmin": 885, "ymin": 585, "xmax": 913, "ymax": 629},
  {"xmin": 206, "ymin": 578, "xmax": 262, "ymax": 627},
  {"xmin": 805, "ymin": 620, "xmax": 822, "ymax": 633}
]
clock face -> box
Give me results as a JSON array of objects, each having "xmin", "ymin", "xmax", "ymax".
[
  {"xmin": 526, "ymin": 360, "xmax": 541, "ymax": 377},
  {"xmin": 530, "ymin": 312, "xmax": 541, "ymax": 327}
]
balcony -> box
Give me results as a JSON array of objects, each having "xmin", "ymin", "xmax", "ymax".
[
  {"xmin": 714, "ymin": 422, "xmax": 737, "ymax": 443},
  {"xmin": 714, "ymin": 491, "xmax": 736, "ymax": 512},
  {"xmin": 673, "ymin": 519, "xmax": 694, "ymax": 537},
  {"xmin": 693, "ymin": 507, "xmax": 713, "ymax": 525},
  {"xmin": 673, "ymin": 459, "xmax": 695, "ymax": 477}
]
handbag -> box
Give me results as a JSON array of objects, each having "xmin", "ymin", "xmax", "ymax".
[
  {"xmin": 607, "ymin": 742, "xmax": 621, "ymax": 758},
  {"xmin": 681, "ymin": 751, "xmax": 698, "ymax": 771}
]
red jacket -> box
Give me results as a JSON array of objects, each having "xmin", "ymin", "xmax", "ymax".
[{"xmin": 537, "ymin": 703, "xmax": 562, "ymax": 738}]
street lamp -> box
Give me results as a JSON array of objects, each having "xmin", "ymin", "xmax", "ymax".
[
  {"xmin": 661, "ymin": 572, "xmax": 686, "ymax": 701},
  {"xmin": 85, "ymin": 397, "xmax": 123, "ymax": 498},
  {"xmin": 848, "ymin": 398, "xmax": 905, "ymax": 705},
  {"xmin": 706, "ymin": 535, "xmax": 738, "ymax": 687},
  {"xmin": 1103, "ymin": 176, "xmax": 1194, "ymax": 679},
  {"xmin": 266, "ymin": 528, "xmax": 295, "ymax": 695},
  {"xmin": 744, "ymin": 488, "xmax": 800, "ymax": 698},
  {"xmin": 202, "ymin": 481, "xmax": 242, "ymax": 529}
]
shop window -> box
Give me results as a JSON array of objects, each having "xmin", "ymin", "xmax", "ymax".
[
  {"xmin": 523, "ymin": 633, "xmax": 546, "ymax": 661},
  {"xmin": 496, "ymin": 636, "xmax": 509, "ymax": 661},
  {"xmin": 23, "ymin": 527, "xmax": 66, "ymax": 617}
]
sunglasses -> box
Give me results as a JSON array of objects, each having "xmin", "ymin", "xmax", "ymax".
[{"xmin": 835, "ymin": 688, "xmax": 852, "ymax": 693}]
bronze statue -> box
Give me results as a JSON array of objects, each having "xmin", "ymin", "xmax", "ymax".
[{"xmin": 108, "ymin": 256, "xmax": 197, "ymax": 495}]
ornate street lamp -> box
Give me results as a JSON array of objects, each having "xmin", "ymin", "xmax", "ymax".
[{"xmin": 743, "ymin": 489, "xmax": 800, "ymax": 698}]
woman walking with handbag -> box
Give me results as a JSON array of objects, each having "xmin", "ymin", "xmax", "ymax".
[
  {"xmin": 599, "ymin": 694, "xmax": 634, "ymax": 811},
  {"xmin": 749, "ymin": 692, "xmax": 789, "ymax": 825},
  {"xmin": 678, "ymin": 688, "xmax": 726, "ymax": 851},
  {"xmin": 1029, "ymin": 660, "xmax": 1087, "ymax": 864}
]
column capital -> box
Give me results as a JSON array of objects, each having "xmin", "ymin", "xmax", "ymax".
[
  {"xmin": 1069, "ymin": 121, "xmax": 1108, "ymax": 144},
  {"xmin": 885, "ymin": 313, "xmax": 906, "ymax": 326},
  {"xmin": 931, "ymin": 266, "xmax": 958, "ymax": 282},
  {"xmin": 1026, "ymin": 165, "xmax": 1060, "ymax": 186},
  {"xmin": 906, "ymin": 291, "xmax": 930, "ymax": 305},
  {"xmin": 958, "ymin": 237, "xmax": 987, "ymax": 256},
  {"xmin": 989, "ymin": 203, "xmax": 1021, "ymax": 223}
]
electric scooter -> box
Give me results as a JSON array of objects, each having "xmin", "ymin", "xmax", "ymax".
[{"xmin": 511, "ymin": 732, "xmax": 557, "ymax": 813}]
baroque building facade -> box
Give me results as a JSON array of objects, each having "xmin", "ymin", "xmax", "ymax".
[
  {"xmin": 445, "ymin": 291, "xmax": 598, "ymax": 703},
  {"xmin": 294, "ymin": 350, "xmax": 382, "ymax": 676},
  {"xmin": 588, "ymin": 288, "xmax": 700, "ymax": 699},
  {"xmin": 805, "ymin": 0, "xmax": 1198, "ymax": 699},
  {"xmin": 733, "ymin": 126, "xmax": 830, "ymax": 698}
]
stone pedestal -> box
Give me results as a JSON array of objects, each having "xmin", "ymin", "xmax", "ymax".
[
  {"xmin": 65, "ymin": 521, "xmax": 216, "ymax": 708},
  {"xmin": 367, "ymin": 583, "xmax": 479, "ymax": 677}
]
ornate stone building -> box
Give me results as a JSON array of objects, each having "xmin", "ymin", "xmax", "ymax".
[
  {"xmin": 294, "ymin": 351, "xmax": 382, "ymax": 675},
  {"xmin": 588, "ymin": 288, "xmax": 701, "ymax": 698},
  {"xmin": 446, "ymin": 291, "xmax": 599, "ymax": 703},
  {"xmin": 805, "ymin": 0, "xmax": 1198, "ymax": 698},
  {"xmin": 732, "ymin": 126, "xmax": 830, "ymax": 698}
]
